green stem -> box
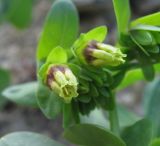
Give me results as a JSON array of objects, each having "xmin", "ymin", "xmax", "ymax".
[{"xmin": 109, "ymin": 94, "xmax": 120, "ymax": 136}]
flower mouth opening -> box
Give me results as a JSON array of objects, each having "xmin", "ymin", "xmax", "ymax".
[{"xmin": 45, "ymin": 65, "xmax": 79, "ymax": 103}]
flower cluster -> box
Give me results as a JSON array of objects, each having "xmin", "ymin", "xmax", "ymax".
[{"xmin": 39, "ymin": 26, "xmax": 126, "ymax": 115}]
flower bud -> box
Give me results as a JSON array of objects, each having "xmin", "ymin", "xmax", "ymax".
[
  {"xmin": 84, "ymin": 41, "xmax": 126, "ymax": 66},
  {"xmin": 46, "ymin": 65, "xmax": 78, "ymax": 103}
]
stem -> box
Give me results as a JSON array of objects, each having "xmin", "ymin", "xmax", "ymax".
[{"xmin": 109, "ymin": 94, "xmax": 120, "ymax": 136}]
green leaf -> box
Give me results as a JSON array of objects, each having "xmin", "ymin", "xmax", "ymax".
[
  {"xmin": 64, "ymin": 124, "xmax": 126, "ymax": 146},
  {"xmin": 130, "ymin": 30, "xmax": 153, "ymax": 46},
  {"xmin": 85, "ymin": 26, "xmax": 107, "ymax": 42},
  {"xmin": 112, "ymin": 0, "xmax": 131, "ymax": 34},
  {"xmin": 118, "ymin": 105, "xmax": 141, "ymax": 128},
  {"xmin": 121, "ymin": 119, "xmax": 153, "ymax": 146},
  {"xmin": 151, "ymin": 139, "xmax": 160, "ymax": 146},
  {"xmin": 0, "ymin": 68, "xmax": 10, "ymax": 90},
  {"xmin": 2, "ymin": 82, "xmax": 38, "ymax": 108},
  {"xmin": 0, "ymin": 132, "xmax": 65, "ymax": 146},
  {"xmin": 46, "ymin": 46, "xmax": 67, "ymax": 64},
  {"xmin": 37, "ymin": 82, "xmax": 62, "ymax": 119},
  {"xmin": 130, "ymin": 32, "xmax": 150, "ymax": 56},
  {"xmin": 0, "ymin": 68, "xmax": 10, "ymax": 109},
  {"xmin": 145, "ymin": 45, "xmax": 159, "ymax": 54},
  {"xmin": 0, "ymin": 0, "xmax": 8, "ymax": 23},
  {"xmin": 131, "ymin": 12, "xmax": 160, "ymax": 27},
  {"xmin": 143, "ymin": 78, "xmax": 160, "ymax": 137},
  {"xmin": 38, "ymin": 62, "xmax": 50, "ymax": 81},
  {"xmin": 6, "ymin": 0, "xmax": 33, "ymax": 28},
  {"xmin": 152, "ymin": 32, "xmax": 160, "ymax": 44},
  {"xmin": 117, "ymin": 63, "xmax": 160, "ymax": 90},
  {"xmin": 117, "ymin": 68, "xmax": 145, "ymax": 90},
  {"xmin": 111, "ymin": 71, "xmax": 126, "ymax": 89},
  {"xmin": 141, "ymin": 64, "xmax": 155, "ymax": 81},
  {"xmin": 136, "ymin": 52, "xmax": 155, "ymax": 81},
  {"xmin": 37, "ymin": 0, "xmax": 79, "ymax": 61},
  {"xmin": 131, "ymin": 25, "xmax": 160, "ymax": 32}
]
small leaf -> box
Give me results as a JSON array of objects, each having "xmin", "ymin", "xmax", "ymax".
[
  {"xmin": 78, "ymin": 95, "xmax": 91, "ymax": 103},
  {"xmin": 137, "ymin": 52, "xmax": 155, "ymax": 81},
  {"xmin": 118, "ymin": 104, "xmax": 141, "ymax": 128},
  {"xmin": 152, "ymin": 32, "xmax": 160, "ymax": 44},
  {"xmin": 131, "ymin": 12, "xmax": 160, "ymax": 27},
  {"xmin": 143, "ymin": 78, "xmax": 160, "ymax": 137},
  {"xmin": 46, "ymin": 46, "xmax": 67, "ymax": 63},
  {"xmin": 0, "ymin": 68, "xmax": 10, "ymax": 109},
  {"xmin": 2, "ymin": 82, "xmax": 38, "ymax": 107},
  {"xmin": 151, "ymin": 139, "xmax": 160, "ymax": 146},
  {"xmin": 6, "ymin": 0, "xmax": 33, "ymax": 28},
  {"xmin": 64, "ymin": 124, "xmax": 126, "ymax": 146},
  {"xmin": 37, "ymin": 0, "xmax": 79, "ymax": 61},
  {"xmin": 121, "ymin": 119, "xmax": 153, "ymax": 146},
  {"xmin": 111, "ymin": 71, "xmax": 126, "ymax": 89},
  {"xmin": 118, "ymin": 63, "xmax": 160, "ymax": 90},
  {"xmin": 141, "ymin": 65, "xmax": 155, "ymax": 81},
  {"xmin": 130, "ymin": 30, "xmax": 153, "ymax": 46},
  {"xmin": 0, "ymin": 68, "xmax": 10, "ymax": 90},
  {"xmin": 85, "ymin": 26, "xmax": 107, "ymax": 42},
  {"xmin": 0, "ymin": 0, "xmax": 8, "ymax": 23},
  {"xmin": 145, "ymin": 45, "xmax": 159, "ymax": 54},
  {"xmin": 112, "ymin": 0, "xmax": 131, "ymax": 34},
  {"xmin": 37, "ymin": 82, "xmax": 62, "ymax": 119},
  {"xmin": 38, "ymin": 62, "xmax": 50, "ymax": 81},
  {"xmin": 131, "ymin": 25, "xmax": 160, "ymax": 32},
  {"xmin": 0, "ymin": 132, "xmax": 65, "ymax": 146},
  {"xmin": 130, "ymin": 32, "xmax": 150, "ymax": 56}
]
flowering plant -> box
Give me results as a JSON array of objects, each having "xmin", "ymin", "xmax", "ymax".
[{"xmin": 1, "ymin": 0, "xmax": 160, "ymax": 146}]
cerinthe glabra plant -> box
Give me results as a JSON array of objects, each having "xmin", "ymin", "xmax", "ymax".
[{"xmin": 1, "ymin": 0, "xmax": 160, "ymax": 146}]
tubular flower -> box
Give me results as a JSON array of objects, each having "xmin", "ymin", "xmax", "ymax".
[
  {"xmin": 46, "ymin": 65, "xmax": 78, "ymax": 103},
  {"xmin": 84, "ymin": 40, "xmax": 126, "ymax": 66}
]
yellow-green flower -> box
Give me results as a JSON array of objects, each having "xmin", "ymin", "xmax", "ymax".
[
  {"xmin": 46, "ymin": 65, "xmax": 78, "ymax": 103},
  {"xmin": 73, "ymin": 26, "xmax": 126, "ymax": 67},
  {"xmin": 84, "ymin": 41, "xmax": 126, "ymax": 66}
]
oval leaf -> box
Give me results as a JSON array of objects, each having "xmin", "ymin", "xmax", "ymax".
[
  {"xmin": 121, "ymin": 119, "xmax": 152, "ymax": 146},
  {"xmin": 131, "ymin": 12, "xmax": 160, "ymax": 27},
  {"xmin": 64, "ymin": 124, "xmax": 126, "ymax": 146},
  {"xmin": 37, "ymin": 82, "xmax": 62, "ymax": 119},
  {"xmin": 0, "ymin": 68, "xmax": 10, "ymax": 109},
  {"xmin": 46, "ymin": 46, "xmax": 67, "ymax": 64},
  {"xmin": 130, "ymin": 30, "xmax": 153, "ymax": 46},
  {"xmin": 0, "ymin": 132, "xmax": 65, "ymax": 146},
  {"xmin": 131, "ymin": 25, "xmax": 160, "ymax": 32},
  {"xmin": 112, "ymin": 0, "xmax": 131, "ymax": 34},
  {"xmin": 85, "ymin": 26, "xmax": 107, "ymax": 42},
  {"xmin": 118, "ymin": 63, "xmax": 160, "ymax": 90},
  {"xmin": 6, "ymin": 0, "xmax": 33, "ymax": 28},
  {"xmin": 143, "ymin": 78, "xmax": 160, "ymax": 137},
  {"xmin": 37, "ymin": 0, "xmax": 79, "ymax": 60},
  {"xmin": 2, "ymin": 82, "xmax": 38, "ymax": 107},
  {"xmin": 151, "ymin": 139, "xmax": 160, "ymax": 146}
]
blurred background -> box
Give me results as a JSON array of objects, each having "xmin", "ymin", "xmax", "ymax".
[{"xmin": 0, "ymin": 0, "xmax": 160, "ymax": 145}]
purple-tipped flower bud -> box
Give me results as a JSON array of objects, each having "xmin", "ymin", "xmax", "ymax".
[
  {"xmin": 84, "ymin": 41, "xmax": 126, "ymax": 66},
  {"xmin": 46, "ymin": 65, "xmax": 78, "ymax": 103}
]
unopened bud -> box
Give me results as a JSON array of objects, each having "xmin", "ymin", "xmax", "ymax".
[
  {"xmin": 46, "ymin": 65, "xmax": 78, "ymax": 103},
  {"xmin": 84, "ymin": 41, "xmax": 126, "ymax": 66}
]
